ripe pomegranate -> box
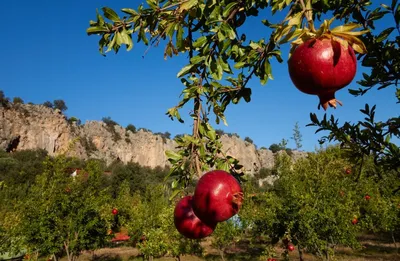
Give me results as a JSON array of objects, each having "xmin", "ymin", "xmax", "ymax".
[
  {"xmin": 192, "ymin": 170, "xmax": 243, "ymax": 224},
  {"xmin": 288, "ymin": 37, "xmax": 357, "ymax": 110},
  {"xmin": 267, "ymin": 258, "xmax": 277, "ymax": 261},
  {"xmin": 352, "ymin": 218, "xmax": 358, "ymax": 225},
  {"xmin": 345, "ymin": 168, "xmax": 352, "ymax": 175},
  {"xmin": 112, "ymin": 208, "xmax": 118, "ymax": 215},
  {"xmin": 365, "ymin": 194, "xmax": 371, "ymax": 200},
  {"xmin": 174, "ymin": 196, "xmax": 217, "ymax": 239},
  {"xmin": 287, "ymin": 244, "xmax": 295, "ymax": 251}
]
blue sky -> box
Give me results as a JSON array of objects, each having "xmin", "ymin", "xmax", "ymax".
[{"xmin": 1, "ymin": 0, "xmax": 398, "ymax": 152}]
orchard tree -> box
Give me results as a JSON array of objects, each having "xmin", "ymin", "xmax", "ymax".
[
  {"xmin": 87, "ymin": 0, "xmax": 399, "ymax": 194},
  {"xmin": 15, "ymin": 157, "xmax": 113, "ymax": 261}
]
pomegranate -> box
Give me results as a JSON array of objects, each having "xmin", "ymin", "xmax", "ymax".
[
  {"xmin": 287, "ymin": 244, "xmax": 295, "ymax": 251},
  {"xmin": 288, "ymin": 37, "xmax": 357, "ymax": 110},
  {"xmin": 352, "ymin": 218, "xmax": 358, "ymax": 225},
  {"xmin": 192, "ymin": 170, "xmax": 243, "ymax": 224},
  {"xmin": 112, "ymin": 208, "xmax": 118, "ymax": 215},
  {"xmin": 174, "ymin": 196, "xmax": 217, "ymax": 239},
  {"xmin": 365, "ymin": 194, "xmax": 371, "ymax": 200}
]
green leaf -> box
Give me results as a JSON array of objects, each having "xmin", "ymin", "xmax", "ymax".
[
  {"xmin": 121, "ymin": 8, "xmax": 138, "ymax": 15},
  {"xmin": 208, "ymin": 129, "xmax": 216, "ymax": 141},
  {"xmin": 177, "ymin": 64, "xmax": 194, "ymax": 77},
  {"xmin": 395, "ymin": 4, "xmax": 400, "ymax": 25},
  {"xmin": 119, "ymin": 29, "xmax": 133, "ymax": 51},
  {"xmin": 106, "ymin": 34, "xmax": 117, "ymax": 53},
  {"xmin": 169, "ymin": 189, "xmax": 182, "ymax": 200},
  {"xmin": 310, "ymin": 113, "xmax": 319, "ymax": 124},
  {"xmin": 221, "ymin": 22, "xmax": 236, "ymax": 40},
  {"xmin": 165, "ymin": 150, "xmax": 182, "ymax": 161},
  {"xmin": 96, "ymin": 9, "xmax": 105, "ymax": 25},
  {"xmin": 146, "ymin": 0, "xmax": 158, "ymax": 10},
  {"xmin": 102, "ymin": 7, "xmax": 120, "ymax": 22},
  {"xmin": 264, "ymin": 59, "xmax": 273, "ymax": 80},
  {"xmin": 376, "ymin": 27, "xmax": 395, "ymax": 42},
  {"xmin": 234, "ymin": 61, "xmax": 246, "ymax": 69},
  {"xmin": 193, "ymin": 36, "xmax": 208, "ymax": 48},
  {"xmin": 86, "ymin": 26, "xmax": 109, "ymax": 35},
  {"xmin": 176, "ymin": 25, "xmax": 184, "ymax": 50},
  {"xmin": 190, "ymin": 55, "xmax": 205, "ymax": 64},
  {"xmin": 287, "ymin": 11, "xmax": 303, "ymax": 26},
  {"xmin": 223, "ymin": 2, "xmax": 238, "ymax": 18},
  {"xmin": 179, "ymin": 0, "xmax": 198, "ymax": 11}
]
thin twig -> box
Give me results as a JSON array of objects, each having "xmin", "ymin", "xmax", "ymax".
[{"xmin": 299, "ymin": 0, "xmax": 316, "ymax": 32}]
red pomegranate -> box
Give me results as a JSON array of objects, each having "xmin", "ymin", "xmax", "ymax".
[
  {"xmin": 174, "ymin": 196, "xmax": 217, "ymax": 239},
  {"xmin": 288, "ymin": 37, "xmax": 357, "ymax": 110},
  {"xmin": 112, "ymin": 208, "xmax": 118, "ymax": 215},
  {"xmin": 192, "ymin": 170, "xmax": 243, "ymax": 224},
  {"xmin": 287, "ymin": 244, "xmax": 295, "ymax": 251}
]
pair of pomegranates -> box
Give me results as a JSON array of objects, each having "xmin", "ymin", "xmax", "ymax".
[{"xmin": 174, "ymin": 170, "xmax": 243, "ymax": 239}]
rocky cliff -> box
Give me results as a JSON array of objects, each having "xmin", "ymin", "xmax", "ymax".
[{"xmin": 0, "ymin": 104, "xmax": 307, "ymax": 174}]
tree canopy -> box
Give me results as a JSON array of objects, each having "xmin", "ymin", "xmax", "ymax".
[{"xmin": 87, "ymin": 0, "xmax": 400, "ymax": 194}]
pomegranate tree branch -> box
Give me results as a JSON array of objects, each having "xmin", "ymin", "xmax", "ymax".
[{"xmin": 299, "ymin": 0, "xmax": 316, "ymax": 32}]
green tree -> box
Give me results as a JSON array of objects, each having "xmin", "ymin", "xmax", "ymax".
[
  {"xmin": 12, "ymin": 97, "xmax": 24, "ymax": 104},
  {"xmin": 53, "ymin": 99, "xmax": 68, "ymax": 112},
  {"xmin": 269, "ymin": 143, "xmax": 281, "ymax": 153},
  {"xmin": 291, "ymin": 122, "xmax": 303, "ymax": 150},
  {"xmin": 43, "ymin": 101, "xmax": 53, "ymax": 108},
  {"xmin": 15, "ymin": 157, "xmax": 113, "ymax": 261},
  {"xmin": 68, "ymin": 116, "xmax": 81, "ymax": 125},
  {"xmin": 126, "ymin": 124, "xmax": 137, "ymax": 133},
  {"xmin": 0, "ymin": 90, "xmax": 10, "ymax": 107},
  {"xmin": 244, "ymin": 136, "xmax": 253, "ymax": 144}
]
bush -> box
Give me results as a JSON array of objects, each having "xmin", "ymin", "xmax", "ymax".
[
  {"xmin": 126, "ymin": 124, "xmax": 137, "ymax": 133},
  {"xmin": 43, "ymin": 101, "xmax": 53, "ymax": 108},
  {"xmin": 68, "ymin": 116, "xmax": 81, "ymax": 125},
  {"xmin": 53, "ymin": 99, "xmax": 67, "ymax": 112},
  {"xmin": 244, "ymin": 137, "xmax": 253, "ymax": 144},
  {"xmin": 269, "ymin": 143, "xmax": 281, "ymax": 153},
  {"xmin": 12, "ymin": 97, "xmax": 24, "ymax": 104},
  {"xmin": 0, "ymin": 91, "xmax": 10, "ymax": 107}
]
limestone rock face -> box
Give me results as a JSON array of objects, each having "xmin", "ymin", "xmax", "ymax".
[
  {"xmin": 0, "ymin": 104, "xmax": 307, "ymax": 174},
  {"xmin": 0, "ymin": 104, "xmax": 76, "ymax": 155}
]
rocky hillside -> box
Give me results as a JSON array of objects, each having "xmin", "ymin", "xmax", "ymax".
[{"xmin": 0, "ymin": 104, "xmax": 307, "ymax": 174}]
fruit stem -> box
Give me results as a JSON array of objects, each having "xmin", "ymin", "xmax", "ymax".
[
  {"xmin": 299, "ymin": 0, "xmax": 316, "ymax": 32},
  {"xmin": 318, "ymin": 93, "xmax": 343, "ymax": 111},
  {"xmin": 232, "ymin": 192, "xmax": 244, "ymax": 207}
]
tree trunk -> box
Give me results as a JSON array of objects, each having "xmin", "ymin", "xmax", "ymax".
[
  {"xmin": 219, "ymin": 249, "xmax": 225, "ymax": 261},
  {"xmin": 64, "ymin": 242, "xmax": 71, "ymax": 261},
  {"xmin": 392, "ymin": 231, "xmax": 398, "ymax": 252},
  {"xmin": 298, "ymin": 245, "xmax": 304, "ymax": 261},
  {"xmin": 148, "ymin": 256, "xmax": 153, "ymax": 261}
]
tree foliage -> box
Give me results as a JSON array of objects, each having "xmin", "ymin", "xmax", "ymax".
[
  {"xmin": 53, "ymin": 99, "xmax": 68, "ymax": 112},
  {"xmin": 86, "ymin": 0, "xmax": 399, "ymax": 197}
]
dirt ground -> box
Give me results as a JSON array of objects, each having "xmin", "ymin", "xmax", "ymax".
[{"xmin": 77, "ymin": 233, "xmax": 399, "ymax": 261}]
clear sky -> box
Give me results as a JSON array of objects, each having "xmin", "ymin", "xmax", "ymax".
[{"xmin": 1, "ymin": 0, "xmax": 398, "ymax": 152}]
